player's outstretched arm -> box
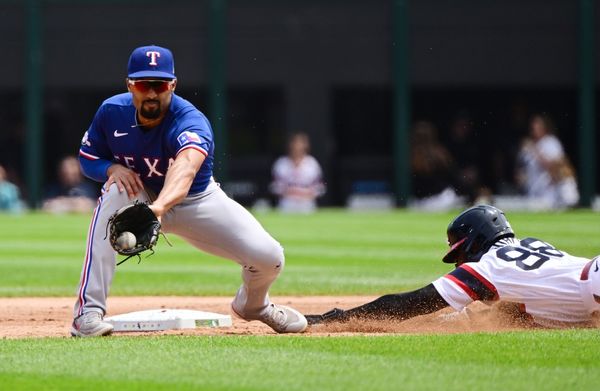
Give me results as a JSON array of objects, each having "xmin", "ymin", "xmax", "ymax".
[
  {"xmin": 306, "ymin": 284, "xmax": 449, "ymax": 325},
  {"xmin": 150, "ymin": 148, "xmax": 205, "ymax": 218}
]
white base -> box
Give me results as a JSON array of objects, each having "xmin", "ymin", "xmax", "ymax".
[{"xmin": 105, "ymin": 309, "xmax": 232, "ymax": 332}]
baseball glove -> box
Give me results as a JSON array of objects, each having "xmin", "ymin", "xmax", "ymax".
[{"xmin": 106, "ymin": 201, "xmax": 161, "ymax": 265}]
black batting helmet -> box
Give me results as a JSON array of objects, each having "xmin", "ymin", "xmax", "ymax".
[{"xmin": 442, "ymin": 205, "xmax": 514, "ymax": 264}]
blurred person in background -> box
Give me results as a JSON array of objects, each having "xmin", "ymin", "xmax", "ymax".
[
  {"xmin": 445, "ymin": 110, "xmax": 489, "ymax": 204},
  {"xmin": 270, "ymin": 132, "xmax": 325, "ymax": 213},
  {"xmin": 42, "ymin": 156, "xmax": 99, "ymax": 213},
  {"xmin": 0, "ymin": 164, "xmax": 24, "ymax": 213},
  {"xmin": 516, "ymin": 113, "xmax": 579, "ymax": 209},
  {"xmin": 488, "ymin": 99, "xmax": 530, "ymax": 196},
  {"xmin": 410, "ymin": 121, "xmax": 462, "ymax": 211}
]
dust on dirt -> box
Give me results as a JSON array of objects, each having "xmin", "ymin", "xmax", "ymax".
[{"xmin": 0, "ymin": 296, "xmax": 596, "ymax": 339}]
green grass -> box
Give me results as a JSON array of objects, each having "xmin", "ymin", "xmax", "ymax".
[
  {"xmin": 1, "ymin": 331, "xmax": 599, "ymax": 391},
  {"xmin": 0, "ymin": 209, "xmax": 599, "ymax": 390},
  {"xmin": 1, "ymin": 209, "xmax": 598, "ymax": 296}
]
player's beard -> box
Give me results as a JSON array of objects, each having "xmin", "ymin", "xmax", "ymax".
[{"xmin": 140, "ymin": 100, "xmax": 162, "ymax": 120}]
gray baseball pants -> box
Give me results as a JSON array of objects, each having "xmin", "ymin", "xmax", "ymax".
[{"xmin": 74, "ymin": 181, "xmax": 284, "ymax": 320}]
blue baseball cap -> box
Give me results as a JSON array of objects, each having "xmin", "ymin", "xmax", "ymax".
[{"xmin": 127, "ymin": 45, "xmax": 176, "ymax": 79}]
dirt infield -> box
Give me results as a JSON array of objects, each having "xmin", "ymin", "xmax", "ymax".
[
  {"xmin": 0, "ymin": 296, "xmax": 373, "ymax": 338},
  {"xmin": 1, "ymin": 296, "xmax": 595, "ymax": 338}
]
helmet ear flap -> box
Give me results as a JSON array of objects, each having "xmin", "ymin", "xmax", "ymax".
[{"xmin": 464, "ymin": 233, "xmax": 485, "ymax": 262}]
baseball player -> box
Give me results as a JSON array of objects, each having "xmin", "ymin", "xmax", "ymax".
[
  {"xmin": 71, "ymin": 45, "xmax": 307, "ymax": 337},
  {"xmin": 307, "ymin": 205, "xmax": 600, "ymax": 328}
]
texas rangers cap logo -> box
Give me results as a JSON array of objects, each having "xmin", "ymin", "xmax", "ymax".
[
  {"xmin": 146, "ymin": 51, "xmax": 161, "ymax": 66},
  {"xmin": 127, "ymin": 45, "xmax": 176, "ymax": 80}
]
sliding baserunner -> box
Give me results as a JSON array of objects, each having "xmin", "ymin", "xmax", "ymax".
[{"xmin": 307, "ymin": 205, "xmax": 600, "ymax": 328}]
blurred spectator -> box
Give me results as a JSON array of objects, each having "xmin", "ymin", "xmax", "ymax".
[
  {"xmin": 0, "ymin": 165, "xmax": 25, "ymax": 213},
  {"xmin": 409, "ymin": 121, "xmax": 463, "ymax": 211},
  {"xmin": 489, "ymin": 98, "xmax": 531, "ymax": 195},
  {"xmin": 42, "ymin": 156, "xmax": 99, "ymax": 213},
  {"xmin": 270, "ymin": 132, "xmax": 325, "ymax": 213},
  {"xmin": 516, "ymin": 113, "xmax": 579, "ymax": 209},
  {"xmin": 445, "ymin": 110, "xmax": 490, "ymax": 203}
]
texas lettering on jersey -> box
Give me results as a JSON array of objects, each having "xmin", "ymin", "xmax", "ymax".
[
  {"xmin": 78, "ymin": 93, "xmax": 215, "ymax": 195},
  {"xmin": 112, "ymin": 155, "xmax": 175, "ymax": 178}
]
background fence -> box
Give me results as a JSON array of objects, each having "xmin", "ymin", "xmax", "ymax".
[{"xmin": 0, "ymin": 0, "xmax": 597, "ymax": 207}]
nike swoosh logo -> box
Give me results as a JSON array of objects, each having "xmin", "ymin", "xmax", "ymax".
[
  {"xmin": 594, "ymin": 260, "xmax": 599, "ymax": 272},
  {"xmin": 114, "ymin": 130, "xmax": 129, "ymax": 137}
]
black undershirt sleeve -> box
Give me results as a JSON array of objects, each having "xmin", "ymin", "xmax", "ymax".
[{"xmin": 307, "ymin": 284, "xmax": 449, "ymax": 324}]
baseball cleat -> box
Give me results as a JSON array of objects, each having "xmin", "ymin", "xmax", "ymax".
[
  {"xmin": 70, "ymin": 311, "xmax": 114, "ymax": 337},
  {"xmin": 258, "ymin": 304, "xmax": 307, "ymax": 333},
  {"xmin": 233, "ymin": 303, "xmax": 308, "ymax": 333}
]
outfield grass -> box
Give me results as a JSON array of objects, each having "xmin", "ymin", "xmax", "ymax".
[
  {"xmin": 0, "ymin": 209, "xmax": 598, "ymax": 296},
  {"xmin": 0, "ymin": 209, "xmax": 599, "ymax": 391}
]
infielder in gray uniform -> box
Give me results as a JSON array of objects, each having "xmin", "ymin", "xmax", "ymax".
[{"xmin": 72, "ymin": 45, "xmax": 307, "ymax": 336}]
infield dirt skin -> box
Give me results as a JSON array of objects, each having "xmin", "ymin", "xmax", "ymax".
[{"xmin": 1, "ymin": 296, "xmax": 582, "ymax": 338}]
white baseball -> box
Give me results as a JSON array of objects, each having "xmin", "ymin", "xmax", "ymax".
[{"xmin": 116, "ymin": 231, "xmax": 136, "ymax": 250}]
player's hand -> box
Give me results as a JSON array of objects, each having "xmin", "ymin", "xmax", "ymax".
[
  {"xmin": 305, "ymin": 308, "xmax": 348, "ymax": 325},
  {"xmin": 106, "ymin": 164, "xmax": 144, "ymax": 198}
]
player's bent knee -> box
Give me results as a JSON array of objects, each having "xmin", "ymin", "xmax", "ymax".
[
  {"xmin": 102, "ymin": 183, "xmax": 130, "ymax": 203},
  {"xmin": 245, "ymin": 241, "xmax": 285, "ymax": 273},
  {"xmin": 103, "ymin": 183, "xmax": 120, "ymax": 195},
  {"xmin": 102, "ymin": 183, "xmax": 149, "ymax": 207}
]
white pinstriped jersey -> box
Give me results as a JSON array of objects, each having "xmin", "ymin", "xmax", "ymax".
[{"xmin": 432, "ymin": 237, "xmax": 600, "ymax": 325}]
